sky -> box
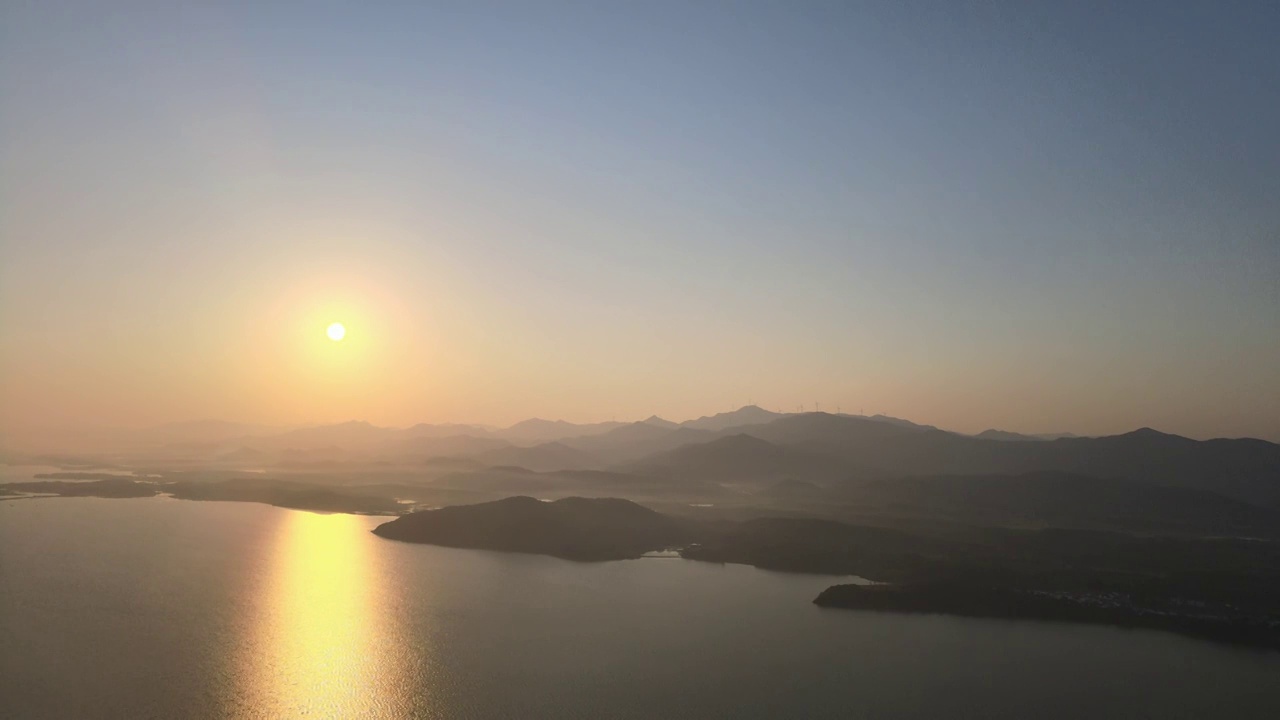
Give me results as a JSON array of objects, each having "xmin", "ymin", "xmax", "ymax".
[{"xmin": 1, "ymin": 1, "xmax": 1278, "ymax": 441}]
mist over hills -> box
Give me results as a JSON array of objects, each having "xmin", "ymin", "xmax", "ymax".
[
  {"xmin": 472, "ymin": 441, "xmax": 600, "ymax": 473},
  {"xmin": 8, "ymin": 406, "xmax": 1279, "ymax": 525},
  {"xmin": 493, "ymin": 418, "xmax": 627, "ymax": 445},
  {"xmin": 560, "ymin": 423, "xmax": 717, "ymax": 465}
]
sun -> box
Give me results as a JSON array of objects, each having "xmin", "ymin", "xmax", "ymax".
[{"xmin": 326, "ymin": 322, "xmax": 346, "ymax": 341}]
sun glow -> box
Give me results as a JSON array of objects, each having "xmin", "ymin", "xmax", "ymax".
[{"xmin": 237, "ymin": 275, "xmax": 441, "ymax": 424}]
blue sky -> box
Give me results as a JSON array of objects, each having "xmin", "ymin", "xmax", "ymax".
[{"xmin": 2, "ymin": 1, "xmax": 1278, "ymax": 438}]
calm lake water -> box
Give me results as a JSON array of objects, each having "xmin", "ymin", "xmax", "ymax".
[{"xmin": 2, "ymin": 497, "xmax": 1278, "ymax": 719}]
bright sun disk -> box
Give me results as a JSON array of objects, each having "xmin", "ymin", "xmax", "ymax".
[{"xmin": 327, "ymin": 322, "xmax": 346, "ymax": 341}]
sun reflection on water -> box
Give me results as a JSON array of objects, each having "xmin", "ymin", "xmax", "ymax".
[{"xmin": 234, "ymin": 510, "xmax": 424, "ymax": 718}]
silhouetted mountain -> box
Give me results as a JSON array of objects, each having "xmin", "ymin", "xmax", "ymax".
[
  {"xmin": 974, "ymin": 429, "xmax": 1042, "ymax": 441},
  {"xmin": 732, "ymin": 414, "xmax": 1280, "ymax": 509},
  {"xmin": 493, "ymin": 418, "xmax": 626, "ymax": 445},
  {"xmin": 642, "ymin": 415, "xmax": 679, "ymax": 429},
  {"xmin": 562, "ymin": 422, "xmax": 716, "ymax": 465},
  {"xmin": 970, "ymin": 429, "xmax": 1081, "ymax": 440},
  {"xmin": 681, "ymin": 405, "xmax": 783, "ymax": 431},
  {"xmin": 372, "ymin": 496, "xmax": 693, "ymax": 560},
  {"xmin": 862, "ymin": 414, "xmax": 938, "ymax": 432},
  {"xmin": 631, "ymin": 433, "xmax": 858, "ymax": 486},
  {"xmin": 735, "ymin": 412, "xmax": 924, "ymax": 449},
  {"xmin": 473, "ymin": 441, "xmax": 601, "ymax": 472},
  {"xmin": 402, "ymin": 422, "xmax": 493, "ymax": 439}
]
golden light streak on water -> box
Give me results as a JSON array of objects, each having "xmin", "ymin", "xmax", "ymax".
[{"xmin": 232, "ymin": 510, "xmax": 429, "ymax": 718}]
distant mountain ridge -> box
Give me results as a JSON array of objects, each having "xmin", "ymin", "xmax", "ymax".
[
  {"xmin": 492, "ymin": 418, "xmax": 627, "ymax": 444},
  {"xmin": 101, "ymin": 406, "xmax": 1117, "ymax": 457},
  {"xmin": 629, "ymin": 433, "xmax": 859, "ymax": 487},
  {"xmin": 719, "ymin": 414, "xmax": 1280, "ymax": 509},
  {"xmin": 680, "ymin": 405, "xmax": 783, "ymax": 431},
  {"xmin": 473, "ymin": 441, "xmax": 600, "ymax": 472},
  {"xmin": 42, "ymin": 408, "xmax": 1277, "ymax": 514},
  {"xmin": 974, "ymin": 429, "xmax": 1041, "ymax": 441}
]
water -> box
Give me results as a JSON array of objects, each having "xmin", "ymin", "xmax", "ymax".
[{"xmin": 2, "ymin": 497, "xmax": 1278, "ymax": 719}]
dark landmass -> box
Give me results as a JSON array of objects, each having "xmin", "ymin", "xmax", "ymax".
[
  {"xmin": 685, "ymin": 511, "xmax": 1280, "ymax": 647},
  {"xmin": 813, "ymin": 582, "xmax": 1280, "ymax": 650},
  {"xmin": 681, "ymin": 516, "xmax": 953, "ymax": 580},
  {"xmin": 684, "ymin": 515, "xmax": 1280, "ymax": 590},
  {"xmin": 840, "ymin": 471, "xmax": 1280, "ymax": 538},
  {"xmin": 370, "ymin": 494, "xmax": 1280, "ymax": 649},
  {"xmin": 166, "ymin": 478, "xmax": 402, "ymax": 514},
  {"xmin": 1, "ymin": 478, "xmax": 160, "ymax": 498},
  {"xmin": 373, "ymin": 496, "xmax": 695, "ymax": 561}
]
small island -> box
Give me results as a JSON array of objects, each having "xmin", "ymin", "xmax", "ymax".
[
  {"xmin": 372, "ymin": 495, "xmax": 694, "ymax": 561},
  {"xmin": 0, "ymin": 478, "xmax": 161, "ymax": 499},
  {"xmin": 1, "ymin": 476, "xmax": 405, "ymax": 514},
  {"xmin": 166, "ymin": 478, "xmax": 404, "ymax": 515}
]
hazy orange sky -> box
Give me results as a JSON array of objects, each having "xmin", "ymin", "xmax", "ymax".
[{"xmin": 2, "ymin": 2, "xmax": 1278, "ymax": 441}]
